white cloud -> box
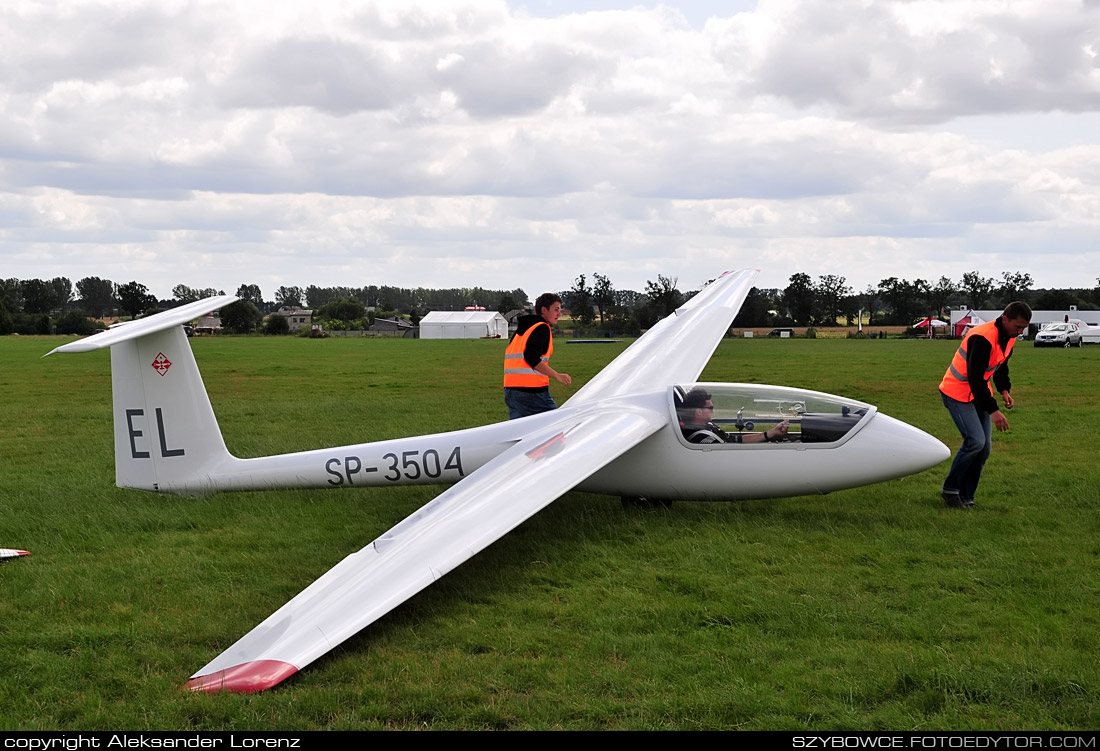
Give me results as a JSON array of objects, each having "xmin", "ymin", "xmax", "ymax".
[{"xmin": 1, "ymin": 0, "xmax": 1099, "ymax": 300}]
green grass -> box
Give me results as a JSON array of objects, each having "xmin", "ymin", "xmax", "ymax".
[{"xmin": 1, "ymin": 334, "xmax": 1098, "ymax": 730}]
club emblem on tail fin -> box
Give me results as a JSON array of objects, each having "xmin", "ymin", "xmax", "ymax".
[{"xmin": 152, "ymin": 353, "xmax": 172, "ymax": 376}]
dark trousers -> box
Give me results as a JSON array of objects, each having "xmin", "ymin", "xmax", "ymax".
[
  {"xmin": 505, "ymin": 388, "xmax": 557, "ymax": 420},
  {"xmin": 941, "ymin": 392, "xmax": 993, "ymax": 501}
]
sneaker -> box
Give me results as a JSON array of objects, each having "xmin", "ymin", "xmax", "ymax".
[{"xmin": 942, "ymin": 491, "xmax": 967, "ymax": 509}]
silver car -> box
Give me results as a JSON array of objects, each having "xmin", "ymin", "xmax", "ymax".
[{"xmin": 1034, "ymin": 322, "xmax": 1082, "ymax": 347}]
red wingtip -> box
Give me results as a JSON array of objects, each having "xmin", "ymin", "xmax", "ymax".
[{"xmin": 185, "ymin": 660, "xmax": 299, "ymax": 694}]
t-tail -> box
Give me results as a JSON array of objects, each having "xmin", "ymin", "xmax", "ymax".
[{"xmin": 46, "ymin": 297, "xmax": 239, "ymax": 495}]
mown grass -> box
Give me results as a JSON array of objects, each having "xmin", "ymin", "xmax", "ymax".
[{"xmin": 1, "ymin": 334, "xmax": 1098, "ymax": 730}]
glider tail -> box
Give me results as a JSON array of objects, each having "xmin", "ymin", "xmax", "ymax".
[{"xmin": 47, "ymin": 297, "xmax": 239, "ymax": 495}]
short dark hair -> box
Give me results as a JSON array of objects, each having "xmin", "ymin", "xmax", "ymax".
[
  {"xmin": 535, "ymin": 293, "xmax": 562, "ymax": 317},
  {"xmin": 681, "ymin": 387, "xmax": 711, "ymax": 410},
  {"xmin": 1003, "ymin": 301, "xmax": 1033, "ymax": 322}
]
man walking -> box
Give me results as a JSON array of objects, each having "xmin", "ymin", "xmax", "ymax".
[
  {"xmin": 938, "ymin": 302, "xmax": 1032, "ymax": 509},
  {"xmin": 503, "ymin": 293, "xmax": 572, "ymax": 419}
]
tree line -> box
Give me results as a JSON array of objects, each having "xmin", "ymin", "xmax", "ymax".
[
  {"xmin": 0, "ymin": 271, "xmax": 696, "ymax": 336},
  {"xmin": 4, "ymin": 270, "xmax": 1098, "ymax": 336},
  {"xmin": 0, "ymin": 276, "xmax": 535, "ymax": 335},
  {"xmin": 733, "ymin": 271, "xmax": 1100, "ymax": 328}
]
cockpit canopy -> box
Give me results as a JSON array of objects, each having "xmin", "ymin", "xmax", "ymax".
[{"xmin": 671, "ymin": 383, "xmax": 875, "ymax": 447}]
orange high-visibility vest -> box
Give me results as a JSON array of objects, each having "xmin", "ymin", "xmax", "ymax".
[
  {"xmin": 939, "ymin": 319, "xmax": 1015, "ymax": 402},
  {"xmin": 503, "ymin": 322, "xmax": 553, "ymax": 388}
]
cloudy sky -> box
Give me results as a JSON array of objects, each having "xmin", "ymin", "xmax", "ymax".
[{"xmin": 2, "ymin": 0, "xmax": 1099, "ymax": 301}]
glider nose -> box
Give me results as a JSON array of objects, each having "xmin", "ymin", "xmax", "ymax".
[{"xmin": 853, "ymin": 411, "xmax": 950, "ymax": 479}]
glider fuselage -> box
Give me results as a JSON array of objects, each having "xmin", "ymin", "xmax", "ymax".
[{"xmin": 130, "ymin": 385, "xmax": 946, "ymax": 502}]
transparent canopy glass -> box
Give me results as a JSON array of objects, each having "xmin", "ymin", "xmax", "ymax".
[{"xmin": 672, "ymin": 383, "xmax": 874, "ymax": 446}]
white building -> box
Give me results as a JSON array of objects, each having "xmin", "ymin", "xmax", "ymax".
[
  {"xmin": 276, "ymin": 306, "xmax": 313, "ymax": 332},
  {"xmin": 419, "ymin": 310, "xmax": 508, "ymax": 339}
]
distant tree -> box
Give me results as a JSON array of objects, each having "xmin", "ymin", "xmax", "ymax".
[
  {"xmin": 236, "ymin": 283, "xmax": 263, "ymax": 306},
  {"xmin": 55, "ymin": 310, "xmax": 97, "ymax": 336},
  {"xmin": 997, "ymin": 271, "xmax": 1034, "ymax": 306},
  {"xmin": 49, "ymin": 277, "xmax": 72, "ymax": 312},
  {"xmin": 927, "ymin": 276, "xmax": 957, "ymax": 318},
  {"xmin": 568, "ymin": 274, "xmax": 595, "ymax": 326},
  {"xmin": 76, "ymin": 277, "xmax": 116, "ymax": 317},
  {"xmin": 878, "ymin": 277, "xmax": 929, "ymax": 325},
  {"xmin": 815, "ymin": 274, "xmax": 851, "ymax": 326},
  {"xmin": 118, "ymin": 281, "xmax": 157, "ymax": 319},
  {"xmin": 275, "ymin": 285, "xmax": 304, "ymax": 309},
  {"xmin": 959, "ymin": 271, "xmax": 996, "ymax": 309},
  {"xmin": 591, "ymin": 273, "xmax": 615, "ymax": 324},
  {"xmin": 306, "ymin": 285, "xmax": 356, "ymax": 309},
  {"xmin": 173, "ymin": 284, "xmax": 220, "ymax": 303},
  {"xmin": 21, "ymin": 279, "xmax": 52, "ymax": 314},
  {"xmin": 614, "ymin": 289, "xmax": 646, "ymax": 312},
  {"xmin": 316, "ymin": 297, "xmax": 366, "ymax": 323},
  {"xmin": 408, "ymin": 308, "xmax": 421, "ymax": 327},
  {"xmin": 733, "ymin": 287, "xmax": 771, "ymax": 327},
  {"xmin": 264, "ymin": 313, "xmax": 290, "ymax": 335},
  {"xmin": 0, "ymin": 302, "xmax": 12, "ymax": 335},
  {"xmin": 172, "ymin": 284, "xmax": 200, "ymax": 303},
  {"xmin": 0, "ymin": 279, "xmax": 22, "ymax": 314},
  {"xmin": 645, "ymin": 274, "xmax": 682, "ymax": 318},
  {"xmin": 783, "ymin": 272, "xmax": 816, "ymax": 326},
  {"xmin": 497, "ymin": 294, "xmax": 518, "ymax": 314},
  {"xmin": 859, "ymin": 284, "xmax": 880, "ymax": 325},
  {"xmin": 220, "ymin": 300, "xmax": 263, "ymax": 334},
  {"xmin": 1034, "ymin": 289, "xmax": 1082, "ymax": 310},
  {"xmin": 840, "ymin": 293, "xmax": 860, "ymax": 326}
]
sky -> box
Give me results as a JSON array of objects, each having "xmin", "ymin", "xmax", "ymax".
[{"xmin": 2, "ymin": 0, "xmax": 1099, "ymax": 302}]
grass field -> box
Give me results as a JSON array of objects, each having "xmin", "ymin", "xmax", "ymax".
[{"xmin": 1, "ymin": 334, "xmax": 1098, "ymax": 730}]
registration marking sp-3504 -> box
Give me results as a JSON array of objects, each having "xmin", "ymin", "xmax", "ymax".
[{"xmin": 324, "ymin": 446, "xmax": 465, "ymax": 486}]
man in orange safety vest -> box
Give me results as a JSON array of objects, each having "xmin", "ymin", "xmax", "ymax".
[
  {"xmin": 503, "ymin": 293, "xmax": 572, "ymax": 419},
  {"xmin": 938, "ymin": 301, "xmax": 1031, "ymax": 509}
]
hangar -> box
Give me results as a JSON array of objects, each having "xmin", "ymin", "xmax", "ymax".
[{"xmin": 419, "ymin": 310, "xmax": 508, "ymax": 339}]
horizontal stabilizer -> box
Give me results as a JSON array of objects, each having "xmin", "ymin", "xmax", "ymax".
[
  {"xmin": 45, "ymin": 296, "xmax": 239, "ymax": 356},
  {"xmin": 0, "ymin": 549, "xmax": 30, "ymax": 561}
]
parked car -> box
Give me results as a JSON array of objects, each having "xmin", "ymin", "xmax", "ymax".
[
  {"xmin": 1067, "ymin": 319, "xmax": 1100, "ymax": 345},
  {"xmin": 767, "ymin": 327, "xmax": 796, "ymax": 338},
  {"xmin": 1034, "ymin": 322, "xmax": 1082, "ymax": 347}
]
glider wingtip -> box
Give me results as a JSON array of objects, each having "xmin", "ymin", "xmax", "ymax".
[
  {"xmin": 185, "ymin": 660, "xmax": 299, "ymax": 694},
  {"xmin": 1, "ymin": 549, "xmax": 30, "ymax": 561}
]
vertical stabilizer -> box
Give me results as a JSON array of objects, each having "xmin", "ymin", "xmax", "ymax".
[
  {"xmin": 110, "ymin": 325, "xmax": 232, "ymax": 492},
  {"xmin": 47, "ymin": 296, "xmax": 238, "ymax": 494}
]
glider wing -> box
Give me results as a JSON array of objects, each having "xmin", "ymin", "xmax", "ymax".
[
  {"xmin": 564, "ymin": 268, "xmax": 757, "ymax": 407},
  {"xmin": 187, "ymin": 403, "xmax": 665, "ymax": 693}
]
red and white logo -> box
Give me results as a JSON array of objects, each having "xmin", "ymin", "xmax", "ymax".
[{"xmin": 151, "ymin": 352, "xmax": 172, "ymax": 376}]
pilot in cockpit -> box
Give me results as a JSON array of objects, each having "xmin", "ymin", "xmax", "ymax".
[{"xmin": 678, "ymin": 387, "xmax": 789, "ymax": 445}]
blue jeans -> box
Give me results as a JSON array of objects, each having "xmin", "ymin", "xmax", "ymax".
[
  {"xmin": 505, "ymin": 388, "xmax": 557, "ymax": 420},
  {"xmin": 941, "ymin": 392, "xmax": 992, "ymax": 501}
]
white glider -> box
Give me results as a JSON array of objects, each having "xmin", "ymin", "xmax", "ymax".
[
  {"xmin": 0, "ymin": 549, "xmax": 30, "ymax": 562},
  {"xmin": 47, "ymin": 269, "xmax": 949, "ymax": 693}
]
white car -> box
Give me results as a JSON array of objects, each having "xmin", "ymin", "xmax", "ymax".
[
  {"xmin": 1034, "ymin": 322, "xmax": 1082, "ymax": 347},
  {"xmin": 1068, "ymin": 319, "xmax": 1100, "ymax": 345}
]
